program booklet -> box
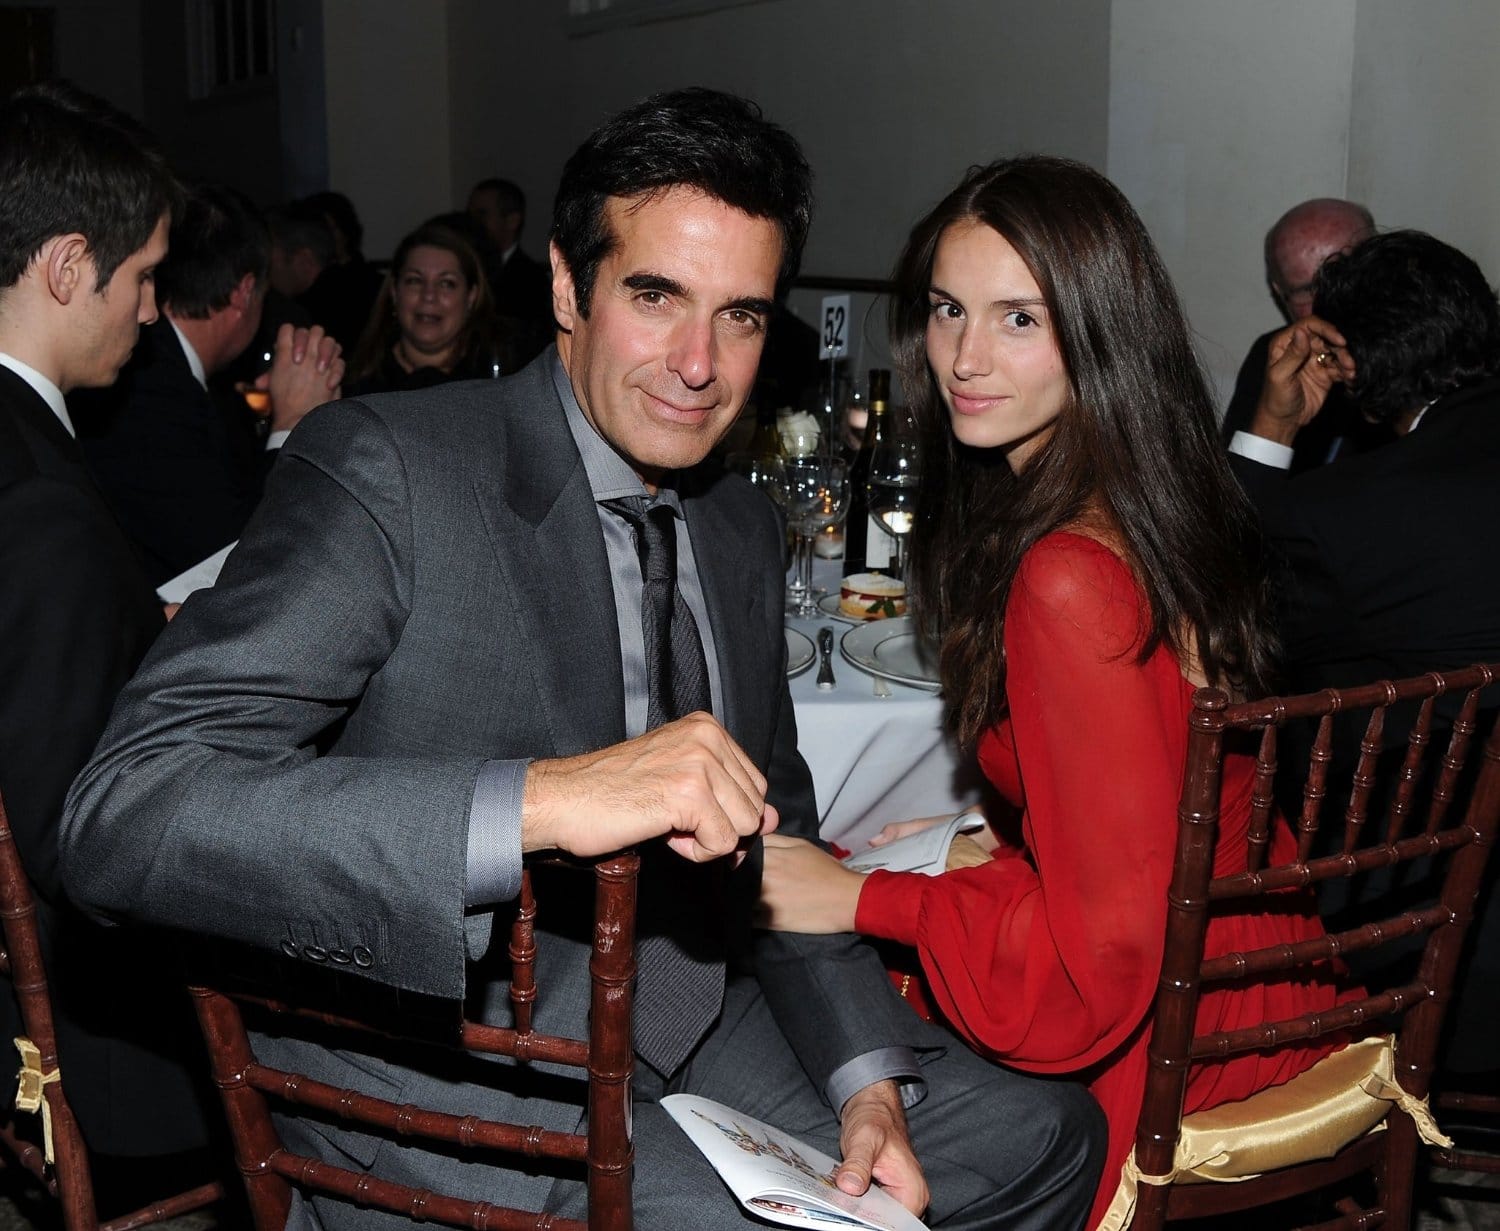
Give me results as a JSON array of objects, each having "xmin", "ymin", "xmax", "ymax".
[
  {"xmin": 662, "ymin": 1094, "xmax": 928, "ymax": 1230},
  {"xmin": 840, "ymin": 811, "xmax": 986, "ymax": 877}
]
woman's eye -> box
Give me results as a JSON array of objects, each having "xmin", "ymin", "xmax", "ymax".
[
  {"xmin": 929, "ymin": 300, "xmax": 960, "ymax": 321},
  {"xmin": 1007, "ymin": 310, "xmax": 1037, "ymax": 329}
]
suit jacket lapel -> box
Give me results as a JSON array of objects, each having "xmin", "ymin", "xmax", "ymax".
[
  {"xmin": 685, "ymin": 481, "xmax": 769, "ymax": 747},
  {"xmin": 470, "ymin": 363, "xmax": 626, "ymax": 757}
]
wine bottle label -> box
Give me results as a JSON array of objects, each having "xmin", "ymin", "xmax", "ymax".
[{"xmin": 864, "ymin": 515, "xmax": 892, "ymax": 568}]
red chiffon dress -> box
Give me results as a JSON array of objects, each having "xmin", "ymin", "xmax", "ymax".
[{"xmin": 855, "ymin": 532, "xmax": 1346, "ymax": 1229}]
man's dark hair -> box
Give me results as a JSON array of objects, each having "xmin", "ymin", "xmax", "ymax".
[
  {"xmin": 300, "ymin": 190, "xmax": 363, "ymax": 260},
  {"xmin": 471, "ymin": 177, "xmax": 525, "ymax": 219},
  {"xmin": 0, "ymin": 79, "xmax": 179, "ymax": 291},
  {"xmin": 268, "ymin": 202, "xmax": 336, "ymax": 271},
  {"xmin": 1315, "ymin": 230, "xmax": 1500, "ymax": 423},
  {"xmin": 158, "ymin": 183, "xmax": 271, "ymax": 319},
  {"xmin": 551, "ymin": 87, "xmax": 812, "ymax": 314}
]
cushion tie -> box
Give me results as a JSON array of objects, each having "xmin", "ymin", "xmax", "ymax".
[{"xmin": 13, "ymin": 1036, "xmax": 61, "ymax": 1165}]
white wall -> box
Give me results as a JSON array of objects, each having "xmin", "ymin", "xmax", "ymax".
[
  {"xmin": 323, "ymin": 0, "xmax": 454, "ymax": 259},
  {"xmin": 445, "ymin": 0, "xmax": 1110, "ymax": 381},
  {"xmin": 446, "ymin": 0, "xmax": 1111, "ymax": 276},
  {"xmin": 1107, "ymin": 0, "xmax": 1358, "ymax": 401},
  {"xmin": 1348, "ymin": 1, "xmax": 1500, "ymax": 283},
  {"xmin": 325, "ymin": 0, "xmax": 1500, "ymax": 405}
]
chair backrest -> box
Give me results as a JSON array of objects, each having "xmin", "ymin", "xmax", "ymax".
[
  {"xmin": 191, "ymin": 852, "xmax": 639, "ymax": 1231},
  {"xmin": 0, "ymin": 792, "xmax": 223, "ymax": 1231},
  {"xmin": 1132, "ymin": 664, "xmax": 1500, "ymax": 1228}
]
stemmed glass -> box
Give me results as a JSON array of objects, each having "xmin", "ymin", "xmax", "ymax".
[
  {"xmin": 866, "ymin": 404, "xmax": 921, "ymax": 579},
  {"xmin": 782, "ymin": 455, "xmax": 850, "ymax": 617},
  {"xmin": 724, "ymin": 451, "xmax": 787, "ymax": 502}
]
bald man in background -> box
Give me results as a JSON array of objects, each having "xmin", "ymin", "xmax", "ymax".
[{"xmin": 1221, "ymin": 198, "xmax": 1385, "ymax": 471}]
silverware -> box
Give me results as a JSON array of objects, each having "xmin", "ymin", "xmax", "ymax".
[{"xmin": 816, "ymin": 627, "xmax": 836, "ymax": 689}]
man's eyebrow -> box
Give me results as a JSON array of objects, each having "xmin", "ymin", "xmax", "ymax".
[
  {"xmin": 722, "ymin": 295, "xmax": 776, "ymax": 318},
  {"xmin": 622, "ymin": 272, "xmax": 688, "ymax": 297}
]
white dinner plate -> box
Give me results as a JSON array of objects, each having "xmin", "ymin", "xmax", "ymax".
[
  {"xmin": 839, "ymin": 618, "xmax": 941, "ymax": 692},
  {"xmin": 785, "ymin": 627, "xmax": 816, "ymax": 678}
]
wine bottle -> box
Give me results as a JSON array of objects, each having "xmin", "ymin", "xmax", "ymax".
[
  {"xmin": 844, "ymin": 368, "xmax": 890, "ymax": 573},
  {"xmin": 748, "ymin": 400, "xmax": 781, "ymax": 458}
]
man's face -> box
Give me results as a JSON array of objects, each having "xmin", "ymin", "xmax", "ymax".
[
  {"xmin": 468, "ymin": 187, "xmax": 520, "ymax": 251},
  {"xmin": 1269, "ymin": 242, "xmax": 1334, "ymax": 321},
  {"xmin": 1269, "ymin": 216, "xmax": 1369, "ymax": 321},
  {"xmin": 553, "ymin": 187, "xmax": 782, "ymax": 491},
  {"xmin": 70, "ymin": 214, "xmax": 169, "ymax": 390}
]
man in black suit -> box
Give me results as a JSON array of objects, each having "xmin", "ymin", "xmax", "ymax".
[
  {"xmin": 64, "ymin": 89, "xmax": 1103, "ymax": 1228},
  {"xmin": 1227, "ymin": 230, "xmax": 1500, "ymax": 1077},
  {"xmin": 0, "ymin": 79, "xmax": 217, "ymax": 1202},
  {"xmin": 468, "ymin": 175, "xmax": 554, "ymax": 355},
  {"xmin": 74, "ymin": 183, "xmax": 344, "ymax": 588},
  {"xmin": 1221, "ymin": 198, "xmax": 1382, "ymax": 471},
  {"xmin": 1227, "ymin": 230, "xmax": 1500, "ymax": 689}
]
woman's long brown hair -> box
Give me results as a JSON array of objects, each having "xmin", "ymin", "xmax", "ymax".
[{"xmin": 892, "ymin": 156, "xmax": 1279, "ymax": 747}]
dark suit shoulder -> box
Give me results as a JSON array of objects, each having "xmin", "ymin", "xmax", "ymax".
[{"xmin": 0, "ymin": 401, "xmax": 41, "ymax": 489}]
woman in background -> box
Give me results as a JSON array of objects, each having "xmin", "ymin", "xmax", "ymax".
[
  {"xmin": 346, "ymin": 219, "xmax": 517, "ymax": 395},
  {"xmin": 759, "ymin": 156, "xmax": 1347, "ymax": 1227}
]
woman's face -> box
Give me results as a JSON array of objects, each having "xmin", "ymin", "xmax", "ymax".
[
  {"xmin": 925, "ymin": 219, "xmax": 1070, "ymax": 473},
  {"xmin": 393, "ymin": 244, "xmax": 478, "ymax": 362}
]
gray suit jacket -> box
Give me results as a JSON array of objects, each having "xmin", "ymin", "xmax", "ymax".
[{"xmin": 61, "ymin": 354, "xmax": 916, "ymax": 1196}]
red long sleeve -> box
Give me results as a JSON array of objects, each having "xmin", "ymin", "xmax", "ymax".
[
  {"xmin": 857, "ymin": 533, "xmax": 1183, "ymax": 1071},
  {"xmin": 855, "ymin": 532, "xmax": 1344, "ymax": 1227}
]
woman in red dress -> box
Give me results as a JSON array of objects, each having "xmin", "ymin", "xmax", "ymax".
[{"xmin": 759, "ymin": 156, "xmax": 1346, "ymax": 1229}]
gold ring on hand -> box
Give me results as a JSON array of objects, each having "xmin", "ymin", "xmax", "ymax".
[{"xmin": 1315, "ymin": 350, "xmax": 1332, "ymax": 366}]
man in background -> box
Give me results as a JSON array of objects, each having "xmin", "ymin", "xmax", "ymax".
[
  {"xmin": 468, "ymin": 174, "xmax": 553, "ymax": 350},
  {"xmin": 1221, "ymin": 197, "xmax": 1380, "ymax": 470},
  {"xmin": 0, "ymin": 78, "xmax": 216, "ymax": 1208},
  {"xmin": 74, "ymin": 182, "xmax": 343, "ymax": 588}
]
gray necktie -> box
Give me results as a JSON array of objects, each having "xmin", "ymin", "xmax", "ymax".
[{"xmin": 605, "ymin": 496, "xmax": 723, "ymax": 1075}]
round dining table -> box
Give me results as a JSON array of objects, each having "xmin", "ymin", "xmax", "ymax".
[{"xmin": 784, "ymin": 557, "xmax": 982, "ymax": 853}]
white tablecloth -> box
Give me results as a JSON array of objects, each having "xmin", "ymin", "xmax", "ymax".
[{"xmin": 786, "ymin": 558, "xmax": 981, "ymax": 852}]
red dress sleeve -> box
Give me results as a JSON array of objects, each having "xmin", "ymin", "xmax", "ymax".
[{"xmin": 856, "ymin": 533, "xmax": 1189, "ymax": 1073}]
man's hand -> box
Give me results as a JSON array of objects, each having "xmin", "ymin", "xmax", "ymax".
[
  {"xmin": 521, "ymin": 712, "xmax": 778, "ymax": 861},
  {"xmin": 265, "ymin": 323, "xmax": 344, "ymax": 434},
  {"xmin": 836, "ymin": 1081, "xmax": 929, "ymax": 1217},
  {"xmin": 1249, "ymin": 315, "xmax": 1356, "ymax": 445}
]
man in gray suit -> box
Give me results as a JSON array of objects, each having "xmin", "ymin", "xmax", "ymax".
[{"xmin": 61, "ymin": 89, "xmax": 1102, "ymax": 1228}]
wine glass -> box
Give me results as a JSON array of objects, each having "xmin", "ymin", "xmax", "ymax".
[
  {"xmin": 724, "ymin": 450, "xmax": 787, "ymax": 503},
  {"xmin": 782, "ymin": 456, "xmax": 850, "ymax": 617},
  {"xmin": 866, "ymin": 405, "xmax": 921, "ymax": 579}
]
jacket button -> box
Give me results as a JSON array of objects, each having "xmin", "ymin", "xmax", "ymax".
[
  {"xmin": 280, "ymin": 939, "xmax": 300, "ymax": 959},
  {"xmin": 352, "ymin": 945, "xmax": 373, "ymax": 968},
  {"xmin": 327, "ymin": 948, "xmax": 352, "ymax": 965},
  {"xmin": 303, "ymin": 944, "xmax": 328, "ymax": 962}
]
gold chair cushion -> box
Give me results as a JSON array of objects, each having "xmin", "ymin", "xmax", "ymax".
[{"xmin": 1097, "ymin": 1034, "xmax": 1449, "ymax": 1231}]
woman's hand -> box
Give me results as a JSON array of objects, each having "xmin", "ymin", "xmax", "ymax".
[
  {"xmin": 867, "ymin": 815, "xmax": 950, "ymax": 847},
  {"xmin": 757, "ymin": 834, "xmax": 865, "ymax": 934},
  {"xmin": 869, "ymin": 809, "xmax": 1001, "ymax": 853}
]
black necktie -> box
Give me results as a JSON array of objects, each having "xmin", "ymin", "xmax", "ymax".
[{"xmin": 605, "ymin": 496, "xmax": 723, "ymax": 1075}]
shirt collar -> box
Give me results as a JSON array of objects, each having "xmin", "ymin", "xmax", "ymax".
[
  {"xmin": 168, "ymin": 317, "xmax": 209, "ymax": 389},
  {"xmin": 0, "ymin": 351, "xmax": 73, "ymax": 437},
  {"xmin": 551, "ymin": 350, "xmax": 683, "ymax": 515}
]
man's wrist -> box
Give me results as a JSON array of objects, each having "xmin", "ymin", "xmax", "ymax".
[{"xmin": 1247, "ymin": 406, "xmax": 1300, "ymax": 446}]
